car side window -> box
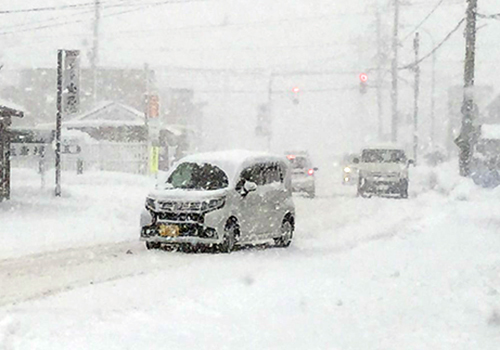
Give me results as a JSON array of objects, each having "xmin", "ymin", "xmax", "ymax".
[
  {"xmin": 262, "ymin": 163, "xmax": 282, "ymax": 184},
  {"xmin": 236, "ymin": 164, "xmax": 264, "ymax": 191}
]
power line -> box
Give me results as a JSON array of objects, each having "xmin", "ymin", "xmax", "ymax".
[
  {"xmin": 0, "ymin": 0, "xmax": 207, "ymax": 36},
  {"xmin": 401, "ymin": 0, "xmax": 446, "ymax": 42},
  {"xmin": 194, "ymin": 87, "xmax": 358, "ymax": 94},
  {"xmin": 0, "ymin": 0, "xmax": 127, "ymax": 14},
  {"xmin": 0, "ymin": 0, "xmax": 199, "ymax": 14},
  {"xmin": 96, "ymin": 12, "xmax": 371, "ymax": 39},
  {"xmin": 399, "ymin": 17, "xmax": 465, "ymax": 70},
  {"xmin": 477, "ymin": 13, "xmax": 500, "ymax": 20}
]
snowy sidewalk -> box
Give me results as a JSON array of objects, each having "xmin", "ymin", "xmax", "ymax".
[{"xmin": 0, "ymin": 168, "xmax": 152, "ymax": 259}]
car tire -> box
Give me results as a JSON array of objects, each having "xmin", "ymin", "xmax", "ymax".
[
  {"xmin": 145, "ymin": 241, "xmax": 161, "ymax": 250},
  {"xmin": 274, "ymin": 219, "xmax": 293, "ymax": 248},
  {"xmin": 218, "ymin": 222, "xmax": 238, "ymax": 253},
  {"xmin": 307, "ymin": 189, "xmax": 316, "ymax": 198}
]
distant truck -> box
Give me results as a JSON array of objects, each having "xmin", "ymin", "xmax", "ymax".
[{"xmin": 471, "ymin": 124, "xmax": 500, "ymax": 188}]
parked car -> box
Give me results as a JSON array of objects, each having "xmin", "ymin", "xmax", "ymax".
[
  {"xmin": 140, "ymin": 150, "xmax": 295, "ymax": 253},
  {"xmin": 285, "ymin": 152, "xmax": 317, "ymax": 198},
  {"xmin": 341, "ymin": 153, "xmax": 360, "ymax": 185},
  {"xmin": 357, "ymin": 145, "xmax": 413, "ymax": 198}
]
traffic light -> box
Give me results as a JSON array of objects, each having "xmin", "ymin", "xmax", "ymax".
[
  {"xmin": 292, "ymin": 86, "xmax": 300, "ymax": 105},
  {"xmin": 359, "ymin": 73, "xmax": 368, "ymax": 94}
]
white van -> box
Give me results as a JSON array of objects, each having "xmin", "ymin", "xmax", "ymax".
[
  {"xmin": 140, "ymin": 150, "xmax": 295, "ymax": 253},
  {"xmin": 356, "ymin": 146, "xmax": 413, "ymax": 198}
]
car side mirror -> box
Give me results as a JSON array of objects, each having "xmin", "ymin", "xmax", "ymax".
[
  {"xmin": 243, "ymin": 181, "xmax": 257, "ymax": 194},
  {"xmin": 352, "ymin": 158, "xmax": 360, "ymax": 164}
]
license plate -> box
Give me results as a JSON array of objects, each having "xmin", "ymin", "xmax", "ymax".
[{"xmin": 159, "ymin": 224, "xmax": 180, "ymax": 237}]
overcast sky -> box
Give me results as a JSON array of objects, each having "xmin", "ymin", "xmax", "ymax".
[{"xmin": 1, "ymin": 0, "xmax": 500, "ymax": 160}]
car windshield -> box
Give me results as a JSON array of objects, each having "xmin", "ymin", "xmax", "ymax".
[
  {"xmin": 362, "ymin": 149, "xmax": 406, "ymax": 163},
  {"xmin": 287, "ymin": 156, "xmax": 309, "ymax": 169},
  {"xmin": 166, "ymin": 162, "xmax": 229, "ymax": 190}
]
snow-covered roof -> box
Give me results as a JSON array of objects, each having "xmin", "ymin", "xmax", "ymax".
[
  {"xmin": 0, "ymin": 99, "xmax": 24, "ymax": 118},
  {"xmin": 63, "ymin": 101, "xmax": 145, "ymax": 128},
  {"xmin": 179, "ymin": 150, "xmax": 287, "ymax": 184},
  {"xmin": 0, "ymin": 99, "xmax": 25, "ymax": 113},
  {"xmin": 481, "ymin": 124, "xmax": 500, "ymax": 140}
]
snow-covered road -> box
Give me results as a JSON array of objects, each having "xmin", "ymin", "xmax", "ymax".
[{"xmin": 1, "ymin": 166, "xmax": 500, "ymax": 349}]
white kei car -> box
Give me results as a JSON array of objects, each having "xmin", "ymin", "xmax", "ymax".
[
  {"xmin": 356, "ymin": 146, "xmax": 413, "ymax": 198},
  {"xmin": 140, "ymin": 150, "xmax": 295, "ymax": 253}
]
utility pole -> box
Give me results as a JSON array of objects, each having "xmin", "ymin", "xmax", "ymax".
[
  {"xmin": 390, "ymin": 0, "xmax": 400, "ymax": 143},
  {"xmin": 55, "ymin": 50, "xmax": 63, "ymax": 197},
  {"xmin": 91, "ymin": 0, "xmax": 100, "ymax": 106},
  {"xmin": 456, "ymin": 0, "xmax": 478, "ymax": 177},
  {"xmin": 376, "ymin": 10, "xmax": 383, "ymax": 141},
  {"xmin": 413, "ymin": 33, "xmax": 420, "ymax": 165}
]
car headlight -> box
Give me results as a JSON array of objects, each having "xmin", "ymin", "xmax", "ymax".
[
  {"xmin": 344, "ymin": 167, "xmax": 351, "ymax": 173},
  {"xmin": 204, "ymin": 197, "xmax": 226, "ymax": 211},
  {"xmin": 145, "ymin": 197, "xmax": 156, "ymax": 210}
]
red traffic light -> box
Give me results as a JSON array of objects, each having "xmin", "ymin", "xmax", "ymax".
[
  {"xmin": 292, "ymin": 86, "xmax": 300, "ymax": 93},
  {"xmin": 359, "ymin": 73, "xmax": 368, "ymax": 82}
]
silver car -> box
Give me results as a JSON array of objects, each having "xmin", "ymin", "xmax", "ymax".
[
  {"xmin": 140, "ymin": 151, "xmax": 295, "ymax": 253},
  {"xmin": 285, "ymin": 152, "xmax": 317, "ymax": 198}
]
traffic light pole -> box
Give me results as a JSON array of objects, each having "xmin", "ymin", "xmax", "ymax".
[
  {"xmin": 266, "ymin": 74, "xmax": 274, "ymax": 152},
  {"xmin": 376, "ymin": 10, "xmax": 383, "ymax": 141},
  {"xmin": 390, "ymin": 0, "xmax": 400, "ymax": 143}
]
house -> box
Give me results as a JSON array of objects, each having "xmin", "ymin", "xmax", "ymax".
[
  {"xmin": 63, "ymin": 101, "xmax": 148, "ymax": 142},
  {"xmin": 45, "ymin": 101, "xmax": 186, "ymax": 172},
  {"xmin": 0, "ymin": 101, "xmax": 24, "ymax": 200}
]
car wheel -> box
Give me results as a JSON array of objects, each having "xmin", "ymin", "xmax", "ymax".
[
  {"xmin": 274, "ymin": 219, "xmax": 293, "ymax": 248},
  {"xmin": 218, "ymin": 222, "xmax": 238, "ymax": 253},
  {"xmin": 307, "ymin": 189, "xmax": 316, "ymax": 198},
  {"xmin": 145, "ymin": 241, "xmax": 161, "ymax": 250}
]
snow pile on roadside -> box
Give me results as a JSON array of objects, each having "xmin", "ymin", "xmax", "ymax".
[
  {"xmin": 411, "ymin": 159, "xmax": 493, "ymax": 200},
  {"xmin": 0, "ymin": 168, "xmax": 153, "ymax": 259}
]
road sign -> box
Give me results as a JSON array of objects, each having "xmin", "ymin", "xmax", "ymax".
[
  {"xmin": 148, "ymin": 94, "xmax": 160, "ymax": 118},
  {"xmin": 63, "ymin": 50, "xmax": 80, "ymax": 115}
]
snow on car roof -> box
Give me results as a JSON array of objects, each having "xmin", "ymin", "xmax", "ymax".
[
  {"xmin": 481, "ymin": 124, "xmax": 500, "ymax": 140},
  {"xmin": 179, "ymin": 150, "xmax": 287, "ymax": 184}
]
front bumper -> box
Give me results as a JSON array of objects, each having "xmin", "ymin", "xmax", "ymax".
[
  {"xmin": 360, "ymin": 177, "xmax": 406, "ymax": 194},
  {"xmin": 140, "ymin": 207, "xmax": 226, "ymax": 245}
]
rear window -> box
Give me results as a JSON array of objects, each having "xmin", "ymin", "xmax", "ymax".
[
  {"xmin": 361, "ymin": 149, "xmax": 406, "ymax": 163},
  {"xmin": 287, "ymin": 156, "xmax": 309, "ymax": 169},
  {"xmin": 167, "ymin": 162, "xmax": 229, "ymax": 190}
]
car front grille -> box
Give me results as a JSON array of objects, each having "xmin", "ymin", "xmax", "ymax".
[
  {"xmin": 158, "ymin": 200, "xmax": 202, "ymax": 212},
  {"xmin": 156, "ymin": 211, "xmax": 204, "ymax": 224}
]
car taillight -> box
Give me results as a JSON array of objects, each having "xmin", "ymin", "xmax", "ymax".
[{"xmin": 307, "ymin": 168, "xmax": 314, "ymax": 176}]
